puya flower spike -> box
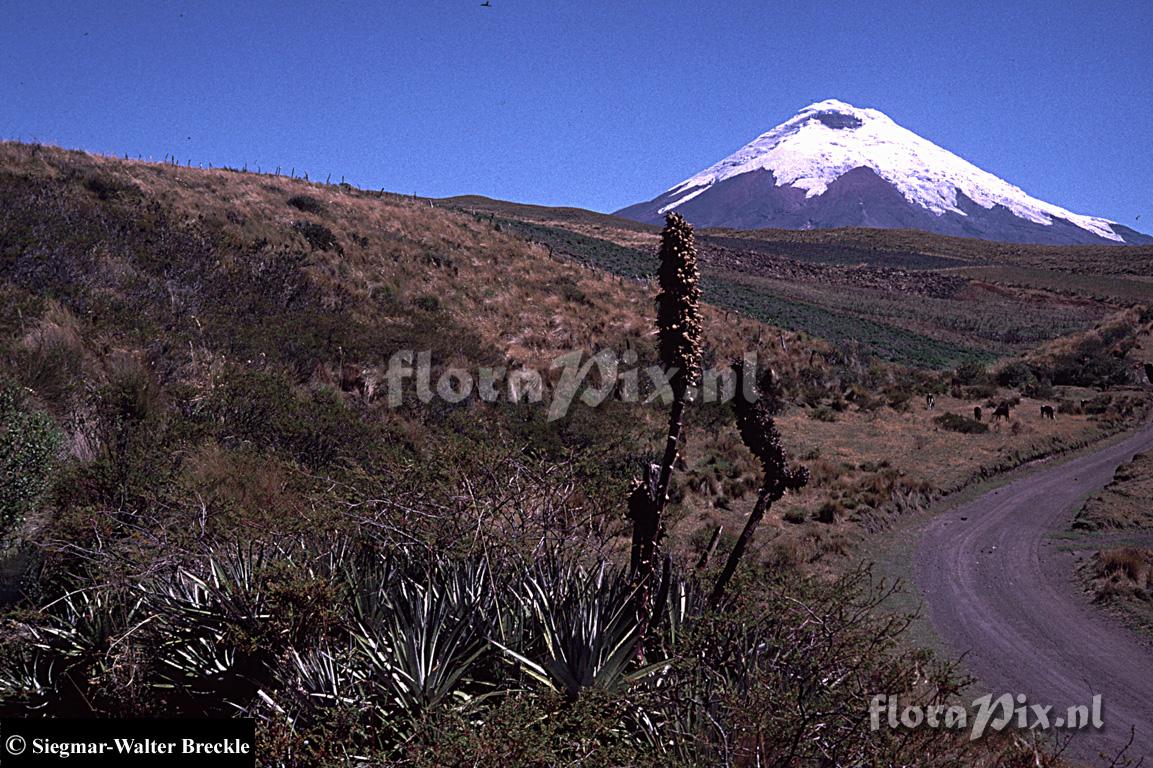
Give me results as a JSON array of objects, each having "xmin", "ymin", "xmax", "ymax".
[
  {"xmin": 655, "ymin": 212, "xmax": 703, "ymax": 392},
  {"xmin": 710, "ymin": 360, "xmax": 808, "ymax": 606},
  {"xmin": 733, "ymin": 361, "xmax": 809, "ymax": 501}
]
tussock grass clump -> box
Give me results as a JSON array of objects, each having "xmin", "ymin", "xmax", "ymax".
[
  {"xmin": 12, "ymin": 302, "xmax": 84, "ymax": 407},
  {"xmin": 1087, "ymin": 547, "xmax": 1153, "ymax": 605},
  {"xmin": 815, "ymin": 500, "xmax": 842, "ymax": 524},
  {"xmin": 1097, "ymin": 548, "xmax": 1152, "ymax": 585}
]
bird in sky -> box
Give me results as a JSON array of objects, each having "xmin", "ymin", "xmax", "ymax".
[{"xmin": 480, "ymin": 1, "xmax": 492, "ymax": 6}]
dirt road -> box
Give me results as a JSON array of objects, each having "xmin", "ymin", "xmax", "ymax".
[{"xmin": 915, "ymin": 420, "xmax": 1153, "ymax": 764}]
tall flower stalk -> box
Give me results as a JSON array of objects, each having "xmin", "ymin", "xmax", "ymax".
[
  {"xmin": 653, "ymin": 212, "xmax": 703, "ymax": 521},
  {"xmin": 629, "ymin": 212, "xmax": 702, "ymax": 656},
  {"xmin": 710, "ymin": 362, "xmax": 809, "ymax": 606}
]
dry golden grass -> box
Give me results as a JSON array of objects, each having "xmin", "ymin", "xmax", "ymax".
[
  {"xmin": 0, "ymin": 142, "xmax": 783, "ymax": 376},
  {"xmin": 3, "ymin": 141, "xmax": 1149, "ymax": 575},
  {"xmin": 9, "ymin": 301, "xmax": 85, "ymax": 408},
  {"xmin": 1097, "ymin": 547, "xmax": 1153, "ymax": 586},
  {"xmin": 670, "ymin": 380, "xmax": 1152, "ymax": 573},
  {"xmin": 1083, "ymin": 547, "xmax": 1153, "ymax": 633},
  {"xmin": 1074, "ymin": 452, "xmax": 1153, "ymax": 531}
]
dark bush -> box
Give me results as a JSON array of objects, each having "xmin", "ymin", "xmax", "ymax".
[
  {"xmin": 808, "ymin": 405, "xmax": 838, "ymax": 422},
  {"xmin": 952, "ymin": 361, "xmax": 989, "ymax": 386},
  {"xmin": 286, "ymin": 195, "xmax": 326, "ymax": 215},
  {"xmin": 292, "ymin": 221, "xmax": 342, "ymax": 253},
  {"xmin": 963, "ymin": 383, "xmax": 998, "ymax": 401},
  {"xmin": 933, "ymin": 412, "xmax": 988, "ymax": 434},
  {"xmin": 815, "ymin": 500, "xmax": 842, "ymax": 524},
  {"xmin": 81, "ymin": 171, "xmax": 135, "ymax": 201},
  {"xmin": 1081, "ymin": 395, "xmax": 1112, "ymax": 415},
  {"xmin": 560, "ymin": 283, "xmax": 592, "ymax": 306},
  {"xmin": 412, "ymin": 295, "xmax": 441, "ymax": 312},
  {"xmin": 1047, "ymin": 346, "xmax": 1132, "ymax": 388},
  {"xmin": 1057, "ymin": 399, "xmax": 1081, "ymax": 415},
  {"xmin": 996, "ymin": 361, "xmax": 1035, "ymax": 389}
]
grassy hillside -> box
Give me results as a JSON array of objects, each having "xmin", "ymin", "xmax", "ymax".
[
  {"xmin": 0, "ymin": 143, "xmax": 1149, "ymax": 765},
  {"xmin": 0, "ymin": 141, "xmax": 1146, "ymax": 568},
  {"xmin": 446, "ymin": 196, "xmax": 1149, "ymax": 368}
]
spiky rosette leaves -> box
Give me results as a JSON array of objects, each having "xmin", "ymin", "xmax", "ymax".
[
  {"xmin": 734, "ymin": 362, "xmax": 809, "ymax": 500},
  {"xmin": 656, "ymin": 213, "xmax": 703, "ymax": 390}
]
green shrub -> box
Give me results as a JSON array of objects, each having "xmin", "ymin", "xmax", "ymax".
[
  {"xmin": 0, "ymin": 383, "xmax": 60, "ymax": 540},
  {"xmin": 933, "ymin": 412, "xmax": 988, "ymax": 434},
  {"xmin": 1048, "ymin": 346, "xmax": 1132, "ymax": 388}
]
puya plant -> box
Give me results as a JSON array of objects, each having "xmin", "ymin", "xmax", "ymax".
[
  {"xmin": 709, "ymin": 362, "xmax": 809, "ymax": 606},
  {"xmin": 628, "ymin": 212, "xmax": 703, "ymax": 657}
]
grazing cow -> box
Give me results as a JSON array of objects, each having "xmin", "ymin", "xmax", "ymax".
[
  {"xmin": 1040, "ymin": 405, "xmax": 1055, "ymax": 420},
  {"xmin": 926, "ymin": 394, "xmax": 936, "ymax": 410},
  {"xmin": 992, "ymin": 402, "xmax": 1011, "ymax": 421},
  {"xmin": 973, "ymin": 406, "xmax": 982, "ymax": 422}
]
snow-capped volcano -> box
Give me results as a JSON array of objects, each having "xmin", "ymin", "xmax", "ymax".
[{"xmin": 616, "ymin": 100, "xmax": 1150, "ymax": 245}]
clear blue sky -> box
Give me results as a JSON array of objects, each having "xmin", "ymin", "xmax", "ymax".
[{"xmin": 2, "ymin": 1, "xmax": 1149, "ymax": 225}]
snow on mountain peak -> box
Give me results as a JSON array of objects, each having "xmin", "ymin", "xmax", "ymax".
[{"xmin": 659, "ymin": 100, "xmax": 1122, "ymax": 242}]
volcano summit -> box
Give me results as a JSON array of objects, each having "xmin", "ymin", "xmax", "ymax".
[{"xmin": 616, "ymin": 100, "xmax": 1150, "ymax": 245}]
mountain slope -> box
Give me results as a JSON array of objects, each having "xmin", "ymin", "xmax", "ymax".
[{"xmin": 617, "ymin": 100, "xmax": 1151, "ymax": 245}]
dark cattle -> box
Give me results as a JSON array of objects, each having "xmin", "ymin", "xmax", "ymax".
[
  {"xmin": 1040, "ymin": 405, "xmax": 1055, "ymax": 420},
  {"xmin": 973, "ymin": 406, "xmax": 982, "ymax": 422},
  {"xmin": 926, "ymin": 394, "xmax": 936, "ymax": 411},
  {"xmin": 992, "ymin": 402, "xmax": 1011, "ymax": 421}
]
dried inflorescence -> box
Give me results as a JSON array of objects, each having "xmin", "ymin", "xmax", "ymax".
[
  {"xmin": 733, "ymin": 361, "xmax": 809, "ymax": 500},
  {"xmin": 656, "ymin": 212, "xmax": 703, "ymax": 390}
]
